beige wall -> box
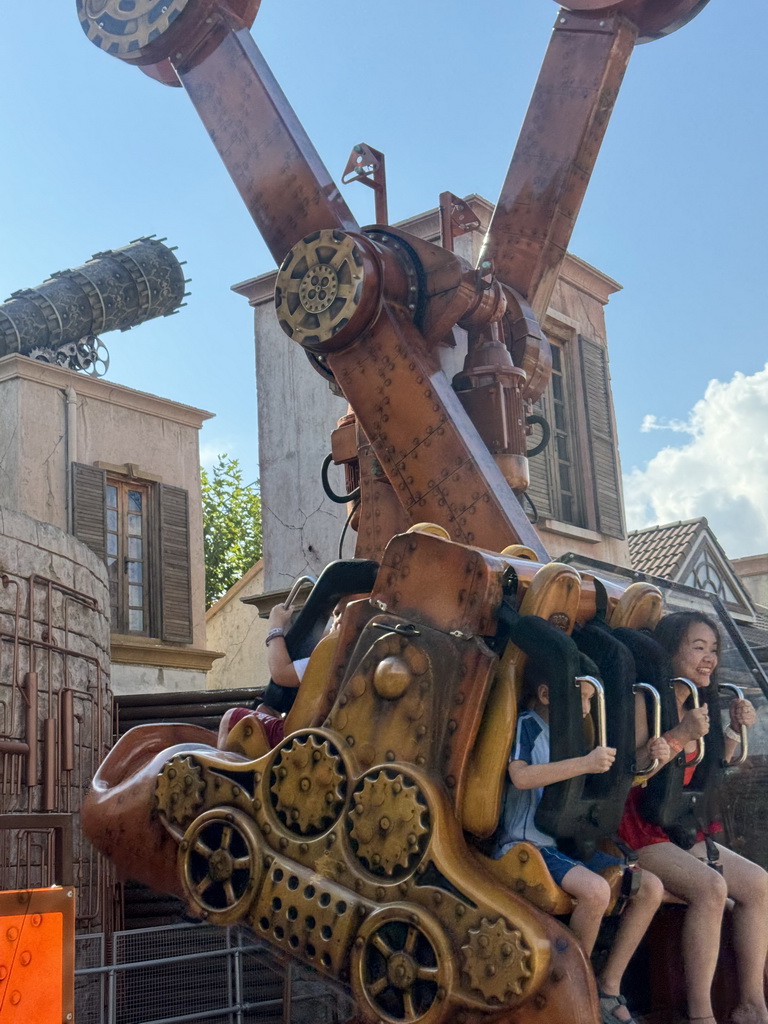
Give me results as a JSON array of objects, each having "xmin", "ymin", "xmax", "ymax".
[
  {"xmin": 732, "ymin": 554, "xmax": 768, "ymax": 608},
  {"xmin": 0, "ymin": 353, "xmax": 216, "ymax": 693},
  {"xmin": 205, "ymin": 560, "xmax": 269, "ymax": 691}
]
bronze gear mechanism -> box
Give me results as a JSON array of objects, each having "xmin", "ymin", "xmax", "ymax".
[
  {"xmin": 75, "ymin": 0, "xmax": 261, "ymax": 65},
  {"xmin": 350, "ymin": 904, "xmax": 455, "ymax": 1024},
  {"xmin": 460, "ymin": 916, "xmax": 533, "ymax": 1003},
  {"xmin": 274, "ymin": 229, "xmax": 381, "ymax": 353},
  {"xmin": 178, "ymin": 807, "xmax": 262, "ymax": 925},
  {"xmin": 76, "ymin": 0, "xmax": 193, "ymax": 58},
  {"xmin": 156, "ymin": 754, "xmax": 206, "ymax": 827},
  {"xmin": 348, "ymin": 769, "xmax": 430, "ymax": 879},
  {"xmin": 269, "ymin": 732, "xmax": 347, "ymax": 836}
]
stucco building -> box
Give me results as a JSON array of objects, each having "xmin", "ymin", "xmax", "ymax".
[{"xmin": 0, "ymin": 352, "xmax": 220, "ymax": 695}]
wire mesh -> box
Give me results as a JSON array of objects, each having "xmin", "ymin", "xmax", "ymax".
[{"xmin": 72, "ymin": 922, "xmax": 352, "ymax": 1024}]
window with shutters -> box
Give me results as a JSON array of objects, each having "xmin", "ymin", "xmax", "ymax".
[
  {"xmin": 526, "ymin": 330, "xmax": 625, "ymax": 540},
  {"xmin": 106, "ymin": 479, "xmax": 150, "ymax": 634},
  {"xmin": 72, "ymin": 464, "xmax": 193, "ymax": 643}
]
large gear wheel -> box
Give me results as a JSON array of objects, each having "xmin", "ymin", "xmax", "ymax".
[
  {"xmin": 269, "ymin": 732, "xmax": 346, "ymax": 836},
  {"xmin": 178, "ymin": 807, "xmax": 262, "ymax": 926},
  {"xmin": 351, "ymin": 905, "xmax": 454, "ymax": 1024},
  {"xmin": 275, "ymin": 229, "xmax": 381, "ymax": 352},
  {"xmin": 460, "ymin": 917, "xmax": 533, "ymax": 1003},
  {"xmin": 348, "ymin": 769, "xmax": 430, "ymax": 879},
  {"xmin": 156, "ymin": 755, "xmax": 206, "ymax": 827}
]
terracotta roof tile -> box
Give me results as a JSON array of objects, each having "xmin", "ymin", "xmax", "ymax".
[{"xmin": 628, "ymin": 518, "xmax": 707, "ymax": 579}]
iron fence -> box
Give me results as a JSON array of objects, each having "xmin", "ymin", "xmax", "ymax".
[{"xmin": 75, "ymin": 922, "xmax": 352, "ymax": 1024}]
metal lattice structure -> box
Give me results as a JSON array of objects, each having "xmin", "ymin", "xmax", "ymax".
[{"xmin": 0, "ymin": 568, "xmax": 116, "ymax": 933}]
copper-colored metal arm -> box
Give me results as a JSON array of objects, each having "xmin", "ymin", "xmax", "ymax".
[
  {"xmin": 176, "ymin": 23, "xmax": 359, "ymax": 264},
  {"xmin": 324, "ymin": 302, "xmax": 549, "ymax": 559},
  {"xmin": 479, "ymin": 10, "xmax": 636, "ymax": 321}
]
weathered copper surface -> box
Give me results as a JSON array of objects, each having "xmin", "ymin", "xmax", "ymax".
[
  {"xmin": 558, "ymin": 0, "xmax": 711, "ymax": 42},
  {"xmin": 478, "ymin": 11, "xmax": 636, "ymax": 322},
  {"xmin": 324, "ymin": 303, "xmax": 549, "ymax": 558},
  {"xmin": 74, "ymin": 2, "xmax": 718, "ymax": 1020},
  {"xmin": 180, "ymin": 29, "xmax": 359, "ymax": 264},
  {"xmin": 82, "ymin": 536, "xmax": 611, "ymax": 1023}
]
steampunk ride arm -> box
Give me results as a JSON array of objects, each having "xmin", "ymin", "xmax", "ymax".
[{"xmin": 76, "ymin": 3, "xmax": 711, "ymax": 1022}]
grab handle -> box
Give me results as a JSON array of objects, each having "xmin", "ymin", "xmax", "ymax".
[
  {"xmin": 284, "ymin": 574, "xmax": 317, "ymax": 610},
  {"xmin": 719, "ymin": 682, "xmax": 749, "ymax": 766},
  {"xmin": 672, "ymin": 677, "xmax": 705, "ymax": 767},
  {"xmin": 633, "ymin": 682, "xmax": 662, "ymax": 777},
  {"xmin": 577, "ymin": 675, "xmax": 606, "ymax": 749}
]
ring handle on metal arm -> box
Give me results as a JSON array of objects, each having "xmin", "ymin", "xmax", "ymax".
[
  {"xmin": 672, "ymin": 677, "xmax": 705, "ymax": 767},
  {"xmin": 284, "ymin": 574, "xmax": 317, "ymax": 610},
  {"xmin": 718, "ymin": 682, "xmax": 749, "ymax": 766},
  {"xmin": 578, "ymin": 675, "xmax": 606, "ymax": 748},
  {"xmin": 632, "ymin": 682, "xmax": 661, "ymax": 777},
  {"xmin": 321, "ymin": 453, "xmax": 361, "ymax": 504}
]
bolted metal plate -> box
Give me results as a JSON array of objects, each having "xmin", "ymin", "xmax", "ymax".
[
  {"xmin": 556, "ymin": 0, "xmax": 712, "ymax": 42},
  {"xmin": 76, "ymin": 0, "xmax": 193, "ymax": 59}
]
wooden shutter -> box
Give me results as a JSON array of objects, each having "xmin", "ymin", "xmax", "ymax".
[
  {"xmin": 72, "ymin": 463, "xmax": 107, "ymax": 561},
  {"xmin": 525, "ymin": 401, "xmax": 554, "ymax": 522},
  {"xmin": 578, "ymin": 335, "xmax": 625, "ymax": 539},
  {"xmin": 157, "ymin": 484, "xmax": 193, "ymax": 643}
]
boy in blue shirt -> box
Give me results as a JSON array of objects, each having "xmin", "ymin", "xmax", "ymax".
[{"xmin": 494, "ymin": 669, "xmax": 667, "ymax": 1024}]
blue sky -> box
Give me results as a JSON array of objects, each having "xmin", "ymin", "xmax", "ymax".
[{"xmin": 2, "ymin": 1, "xmax": 766, "ymax": 555}]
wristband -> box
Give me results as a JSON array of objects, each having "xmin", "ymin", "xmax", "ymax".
[
  {"xmin": 724, "ymin": 725, "xmax": 741, "ymax": 744},
  {"xmin": 662, "ymin": 733, "xmax": 683, "ymax": 756},
  {"xmin": 265, "ymin": 628, "xmax": 284, "ymax": 647}
]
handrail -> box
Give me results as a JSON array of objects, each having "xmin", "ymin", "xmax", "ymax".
[
  {"xmin": 633, "ymin": 682, "xmax": 661, "ymax": 778},
  {"xmin": 577, "ymin": 675, "xmax": 606, "ymax": 749},
  {"xmin": 719, "ymin": 682, "xmax": 749, "ymax": 766},
  {"xmin": 671, "ymin": 677, "xmax": 705, "ymax": 767},
  {"xmin": 284, "ymin": 575, "xmax": 317, "ymax": 610}
]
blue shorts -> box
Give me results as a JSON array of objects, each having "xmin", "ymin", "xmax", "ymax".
[{"xmin": 539, "ymin": 846, "xmax": 621, "ymax": 886}]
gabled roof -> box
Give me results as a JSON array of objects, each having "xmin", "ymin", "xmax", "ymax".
[
  {"xmin": 628, "ymin": 518, "xmax": 756, "ymax": 624},
  {"xmin": 628, "ymin": 518, "xmax": 704, "ymax": 579}
]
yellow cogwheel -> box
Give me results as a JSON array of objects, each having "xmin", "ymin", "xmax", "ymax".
[
  {"xmin": 156, "ymin": 755, "xmax": 206, "ymax": 826},
  {"xmin": 270, "ymin": 733, "xmax": 346, "ymax": 836},
  {"xmin": 461, "ymin": 917, "xmax": 533, "ymax": 1003},
  {"xmin": 349, "ymin": 770, "xmax": 430, "ymax": 878}
]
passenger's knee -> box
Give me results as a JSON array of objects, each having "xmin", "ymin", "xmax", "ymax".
[
  {"xmin": 578, "ymin": 874, "xmax": 612, "ymax": 914},
  {"xmin": 693, "ymin": 869, "xmax": 728, "ymax": 909},
  {"xmin": 635, "ymin": 869, "xmax": 664, "ymax": 908}
]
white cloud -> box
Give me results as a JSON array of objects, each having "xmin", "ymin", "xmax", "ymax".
[
  {"xmin": 640, "ymin": 414, "xmax": 693, "ymax": 434},
  {"xmin": 624, "ymin": 365, "xmax": 768, "ymax": 559}
]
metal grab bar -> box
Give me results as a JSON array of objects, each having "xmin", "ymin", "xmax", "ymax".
[
  {"xmin": 577, "ymin": 675, "xmax": 606, "ymax": 749},
  {"xmin": 719, "ymin": 682, "xmax": 749, "ymax": 766},
  {"xmin": 284, "ymin": 574, "xmax": 317, "ymax": 610},
  {"xmin": 671, "ymin": 677, "xmax": 705, "ymax": 767},
  {"xmin": 633, "ymin": 682, "xmax": 662, "ymax": 778}
]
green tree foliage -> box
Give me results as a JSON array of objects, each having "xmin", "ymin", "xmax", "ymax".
[{"xmin": 201, "ymin": 455, "xmax": 262, "ymax": 608}]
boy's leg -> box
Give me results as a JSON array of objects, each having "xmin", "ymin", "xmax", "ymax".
[
  {"xmin": 555, "ymin": 862, "xmax": 612, "ymax": 957},
  {"xmin": 597, "ymin": 867, "xmax": 663, "ymax": 1021}
]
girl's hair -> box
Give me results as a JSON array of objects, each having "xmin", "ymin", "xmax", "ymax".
[{"xmin": 653, "ymin": 610, "xmax": 720, "ymax": 662}]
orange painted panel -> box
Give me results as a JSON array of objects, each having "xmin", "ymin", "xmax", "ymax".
[{"xmin": 0, "ymin": 888, "xmax": 75, "ymax": 1023}]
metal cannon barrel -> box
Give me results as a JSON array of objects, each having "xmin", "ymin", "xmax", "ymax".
[{"xmin": 0, "ymin": 237, "xmax": 186, "ymax": 358}]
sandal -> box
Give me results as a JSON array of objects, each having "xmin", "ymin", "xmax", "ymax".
[{"xmin": 598, "ymin": 991, "xmax": 638, "ymax": 1024}]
